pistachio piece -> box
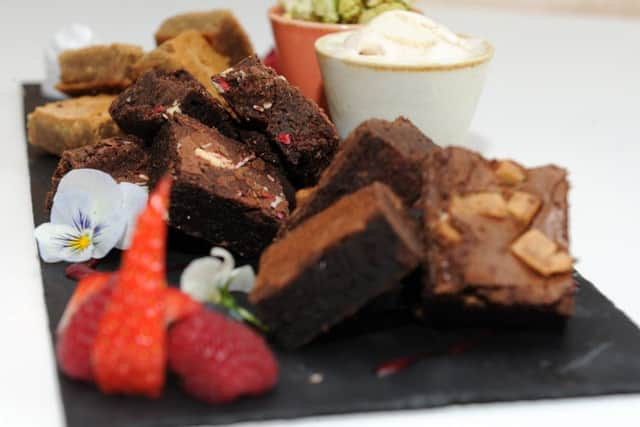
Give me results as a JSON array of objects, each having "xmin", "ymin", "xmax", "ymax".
[
  {"xmin": 508, "ymin": 191, "xmax": 542, "ymax": 223},
  {"xmin": 496, "ymin": 160, "xmax": 526, "ymax": 185},
  {"xmin": 511, "ymin": 229, "xmax": 573, "ymax": 276}
]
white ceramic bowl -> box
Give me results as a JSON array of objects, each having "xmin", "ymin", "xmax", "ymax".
[{"xmin": 315, "ymin": 32, "xmax": 494, "ymax": 146}]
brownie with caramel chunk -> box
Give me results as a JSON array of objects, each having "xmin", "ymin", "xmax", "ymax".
[
  {"xmin": 151, "ymin": 114, "xmax": 289, "ymax": 257},
  {"xmin": 211, "ymin": 55, "xmax": 339, "ymax": 187},
  {"xmin": 422, "ymin": 147, "xmax": 575, "ymax": 324},
  {"xmin": 250, "ymin": 183, "xmax": 423, "ymax": 349},
  {"xmin": 283, "ymin": 117, "xmax": 438, "ymax": 232}
]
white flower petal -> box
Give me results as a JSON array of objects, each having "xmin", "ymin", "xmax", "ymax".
[
  {"xmin": 180, "ymin": 257, "xmax": 225, "ymax": 302},
  {"xmin": 228, "ymin": 266, "xmax": 256, "ymax": 294},
  {"xmin": 210, "ymin": 247, "xmax": 235, "ymax": 273},
  {"xmin": 115, "ymin": 183, "xmax": 148, "ymax": 249},
  {"xmin": 56, "ymin": 169, "xmax": 123, "ymax": 219},
  {"xmin": 34, "ymin": 223, "xmax": 94, "ymax": 263},
  {"xmin": 50, "ymin": 191, "xmax": 93, "ymax": 227},
  {"xmin": 91, "ymin": 208, "xmax": 127, "ymax": 259}
]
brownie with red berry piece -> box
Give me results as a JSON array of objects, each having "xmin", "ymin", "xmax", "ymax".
[
  {"xmin": 283, "ymin": 117, "xmax": 439, "ymax": 233},
  {"xmin": 109, "ymin": 69, "xmax": 284, "ymax": 170},
  {"xmin": 211, "ymin": 55, "xmax": 340, "ymax": 187},
  {"xmin": 109, "ymin": 69, "xmax": 238, "ymax": 139},
  {"xmin": 422, "ymin": 146, "xmax": 576, "ymax": 326},
  {"xmin": 249, "ymin": 182, "xmax": 423, "ymax": 349},
  {"xmin": 151, "ymin": 114, "xmax": 290, "ymax": 257},
  {"xmin": 46, "ymin": 135, "xmax": 150, "ymax": 210}
]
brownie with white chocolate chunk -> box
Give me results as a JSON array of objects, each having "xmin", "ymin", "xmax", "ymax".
[
  {"xmin": 422, "ymin": 147, "xmax": 575, "ymax": 324},
  {"xmin": 150, "ymin": 114, "xmax": 289, "ymax": 257},
  {"xmin": 211, "ymin": 55, "xmax": 339, "ymax": 187}
]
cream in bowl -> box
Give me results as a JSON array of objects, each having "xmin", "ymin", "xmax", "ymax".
[{"xmin": 315, "ymin": 10, "xmax": 494, "ymax": 145}]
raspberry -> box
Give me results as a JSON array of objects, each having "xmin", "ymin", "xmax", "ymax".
[
  {"xmin": 57, "ymin": 272, "xmax": 113, "ymax": 333},
  {"xmin": 56, "ymin": 278, "xmax": 115, "ymax": 381},
  {"xmin": 164, "ymin": 287, "xmax": 202, "ymax": 325},
  {"xmin": 168, "ymin": 309, "xmax": 278, "ymax": 404}
]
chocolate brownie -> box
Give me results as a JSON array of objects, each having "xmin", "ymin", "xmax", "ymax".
[
  {"xmin": 212, "ymin": 55, "xmax": 339, "ymax": 187},
  {"xmin": 422, "ymin": 147, "xmax": 575, "ymax": 324},
  {"xmin": 154, "ymin": 10, "xmax": 254, "ymax": 65},
  {"xmin": 109, "ymin": 69, "xmax": 238, "ymax": 139},
  {"xmin": 249, "ymin": 183, "xmax": 423, "ymax": 349},
  {"xmin": 46, "ymin": 136, "xmax": 149, "ymax": 209},
  {"xmin": 151, "ymin": 114, "xmax": 289, "ymax": 257},
  {"xmin": 283, "ymin": 117, "xmax": 438, "ymax": 232}
]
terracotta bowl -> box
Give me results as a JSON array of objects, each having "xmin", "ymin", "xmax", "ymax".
[{"xmin": 268, "ymin": 5, "xmax": 357, "ymax": 106}]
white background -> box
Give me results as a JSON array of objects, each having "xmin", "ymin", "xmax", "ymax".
[{"xmin": 1, "ymin": 1, "xmax": 639, "ymax": 426}]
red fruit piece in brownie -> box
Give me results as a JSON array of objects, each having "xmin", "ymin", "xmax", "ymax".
[
  {"xmin": 250, "ymin": 183, "xmax": 424, "ymax": 349},
  {"xmin": 151, "ymin": 114, "xmax": 290, "ymax": 257},
  {"xmin": 93, "ymin": 177, "xmax": 172, "ymax": 398},
  {"xmin": 168, "ymin": 309, "xmax": 278, "ymax": 404},
  {"xmin": 422, "ymin": 147, "xmax": 575, "ymax": 325},
  {"xmin": 212, "ymin": 55, "xmax": 339, "ymax": 187},
  {"xmin": 284, "ymin": 117, "xmax": 438, "ymax": 232}
]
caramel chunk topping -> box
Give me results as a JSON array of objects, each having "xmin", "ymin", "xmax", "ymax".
[
  {"xmin": 450, "ymin": 192, "xmax": 508, "ymax": 219},
  {"xmin": 507, "ymin": 191, "xmax": 542, "ymax": 223},
  {"xmin": 434, "ymin": 213, "xmax": 463, "ymax": 245},
  {"xmin": 511, "ymin": 229, "xmax": 573, "ymax": 276},
  {"xmin": 496, "ymin": 160, "xmax": 526, "ymax": 185}
]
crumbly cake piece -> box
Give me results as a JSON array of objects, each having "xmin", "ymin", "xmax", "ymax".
[
  {"xmin": 154, "ymin": 10, "xmax": 254, "ymax": 65},
  {"xmin": 212, "ymin": 55, "xmax": 339, "ymax": 187},
  {"xmin": 284, "ymin": 117, "xmax": 438, "ymax": 232},
  {"xmin": 46, "ymin": 136, "xmax": 149, "ymax": 209},
  {"xmin": 27, "ymin": 95, "xmax": 122, "ymax": 155},
  {"xmin": 56, "ymin": 44, "xmax": 144, "ymax": 96},
  {"xmin": 422, "ymin": 147, "xmax": 575, "ymax": 324},
  {"xmin": 250, "ymin": 183, "xmax": 423, "ymax": 349},
  {"xmin": 133, "ymin": 31, "xmax": 230, "ymax": 98},
  {"xmin": 150, "ymin": 114, "xmax": 289, "ymax": 257}
]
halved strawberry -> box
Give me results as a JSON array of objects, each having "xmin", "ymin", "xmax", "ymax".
[{"xmin": 92, "ymin": 176, "xmax": 172, "ymax": 398}]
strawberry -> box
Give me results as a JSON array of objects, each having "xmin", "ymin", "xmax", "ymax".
[
  {"xmin": 165, "ymin": 287, "xmax": 202, "ymax": 325},
  {"xmin": 168, "ymin": 309, "xmax": 278, "ymax": 404},
  {"xmin": 57, "ymin": 272, "xmax": 113, "ymax": 333},
  {"xmin": 56, "ymin": 277, "xmax": 116, "ymax": 381},
  {"xmin": 92, "ymin": 176, "xmax": 172, "ymax": 398}
]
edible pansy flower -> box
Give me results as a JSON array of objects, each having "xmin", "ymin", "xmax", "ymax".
[
  {"xmin": 181, "ymin": 247, "xmax": 265, "ymax": 329},
  {"xmin": 35, "ymin": 169, "xmax": 148, "ymax": 263}
]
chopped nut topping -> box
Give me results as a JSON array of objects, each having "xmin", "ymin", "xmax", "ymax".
[
  {"xmin": 495, "ymin": 160, "xmax": 526, "ymax": 185},
  {"xmin": 194, "ymin": 148, "xmax": 233, "ymax": 169},
  {"xmin": 233, "ymin": 154, "xmax": 256, "ymax": 169},
  {"xmin": 252, "ymin": 104, "xmax": 265, "ymax": 112},
  {"xmin": 270, "ymin": 195, "xmax": 284, "ymax": 209},
  {"xmin": 508, "ymin": 191, "xmax": 541, "ymax": 223},
  {"xmin": 263, "ymin": 102, "xmax": 273, "ymax": 110},
  {"xmin": 511, "ymin": 229, "xmax": 573, "ymax": 276},
  {"xmin": 211, "ymin": 76, "xmax": 230, "ymax": 93},
  {"xmin": 450, "ymin": 192, "xmax": 508, "ymax": 219},
  {"xmin": 434, "ymin": 213, "xmax": 462, "ymax": 245}
]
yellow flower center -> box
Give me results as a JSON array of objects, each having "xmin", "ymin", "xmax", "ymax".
[{"xmin": 69, "ymin": 233, "xmax": 92, "ymax": 252}]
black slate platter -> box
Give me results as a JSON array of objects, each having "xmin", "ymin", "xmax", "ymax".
[{"xmin": 23, "ymin": 83, "xmax": 640, "ymax": 427}]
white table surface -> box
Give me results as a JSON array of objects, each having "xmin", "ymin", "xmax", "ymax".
[{"xmin": 1, "ymin": 1, "xmax": 639, "ymax": 426}]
